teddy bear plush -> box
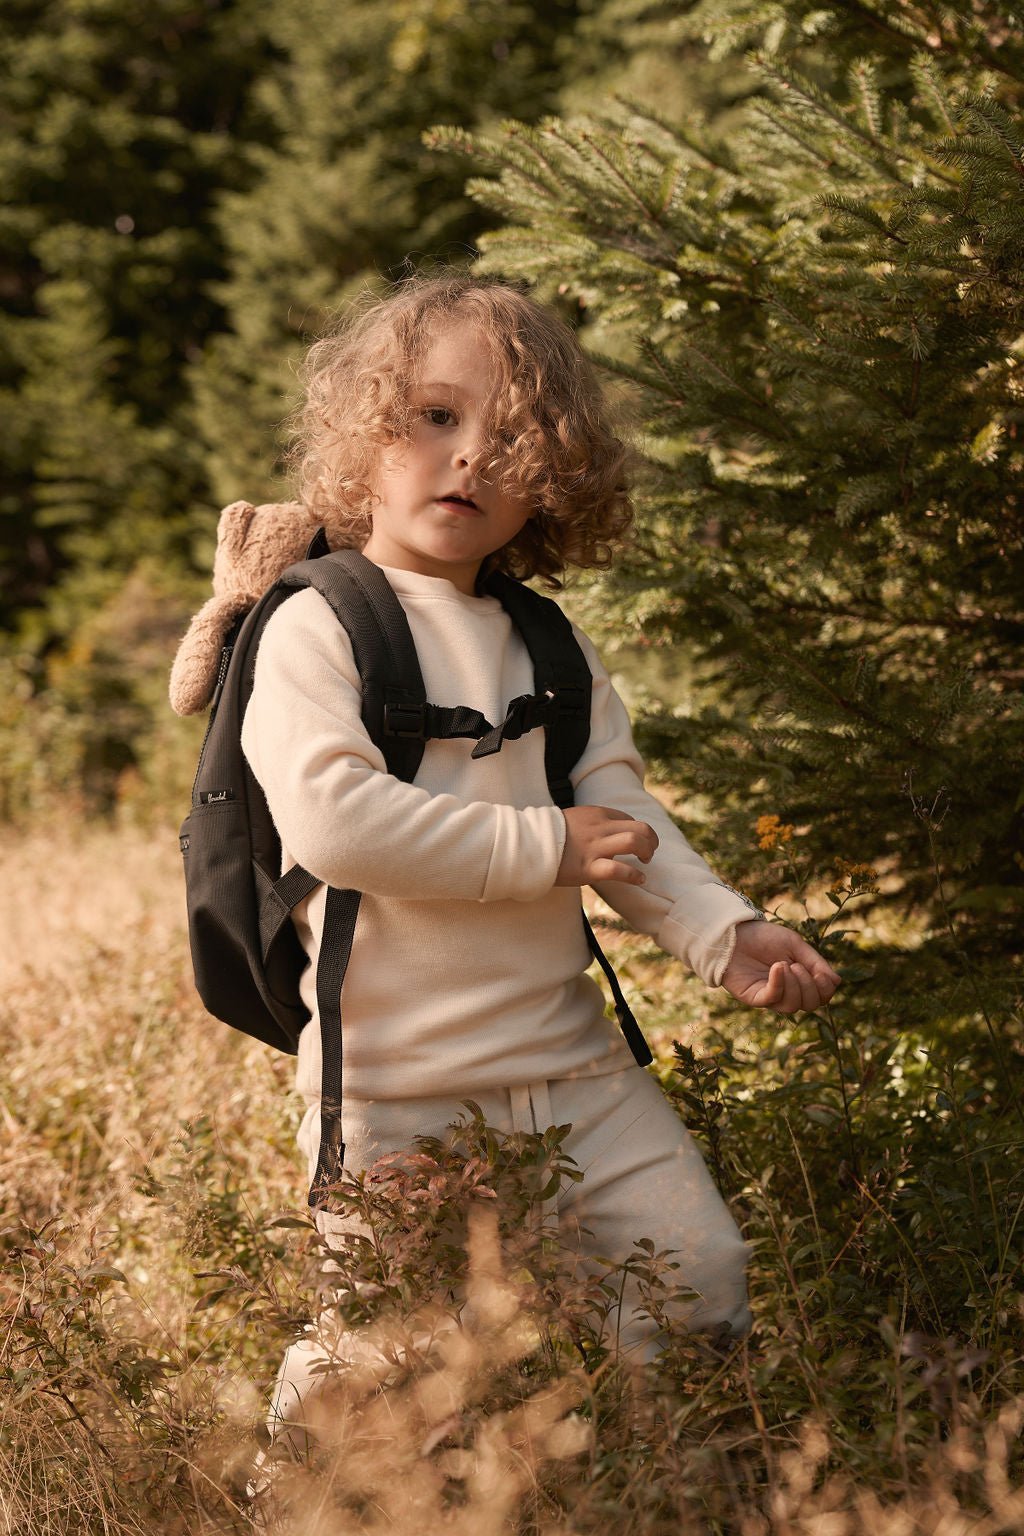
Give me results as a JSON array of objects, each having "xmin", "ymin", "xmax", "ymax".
[{"xmin": 169, "ymin": 499, "xmax": 349, "ymax": 716}]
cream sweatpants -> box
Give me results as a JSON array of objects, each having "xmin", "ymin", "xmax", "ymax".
[{"xmin": 264, "ymin": 1064, "xmax": 750, "ymax": 1454}]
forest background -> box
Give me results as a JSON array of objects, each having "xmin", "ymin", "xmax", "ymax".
[{"xmin": 1, "ymin": 0, "xmax": 1023, "ymax": 1532}]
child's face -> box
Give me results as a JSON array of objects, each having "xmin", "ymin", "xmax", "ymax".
[{"xmin": 362, "ymin": 319, "xmax": 534, "ymax": 594}]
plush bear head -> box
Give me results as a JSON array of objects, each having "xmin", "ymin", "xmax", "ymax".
[{"xmin": 169, "ymin": 499, "xmax": 350, "ymax": 716}]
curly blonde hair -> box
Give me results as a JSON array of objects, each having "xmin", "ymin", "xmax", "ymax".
[{"xmin": 289, "ymin": 274, "xmax": 633, "ymax": 588}]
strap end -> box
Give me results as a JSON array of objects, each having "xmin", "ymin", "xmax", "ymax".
[
  {"xmin": 308, "ymin": 1140, "xmax": 347, "ymax": 1209},
  {"xmin": 618, "ymin": 1008, "xmax": 653, "ymax": 1067}
]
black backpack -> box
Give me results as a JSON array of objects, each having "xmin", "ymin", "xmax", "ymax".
[{"xmin": 180, "ymin": 539, "xmax": 650, "ymax": 1205}]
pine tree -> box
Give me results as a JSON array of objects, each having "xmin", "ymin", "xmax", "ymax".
[
  {"xmin": 429, "ymin": 1, "xmax": 1024, "ymax": 966},
  {"xmin": 0, "ymin": 0, "xmax": 277, "ymax": 631},
  {"xmin": 0, "ymin": 0, "xmax": 583, "ymax": 809},
  {"xmin": 192, "ymin": 0, "xmax": 580, "ymax": 512},
  {"xmin": 0, "ymin": 0, "xmax": 283, "ymax": 809}
]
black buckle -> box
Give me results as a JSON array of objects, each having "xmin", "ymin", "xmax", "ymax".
[
  {"xmin": 508, "ymin": 689, "xmax": 558, "ymax": 736},
  {"xmin": 503, "ymin": 693, "xmax": 532, "ymax": 733},
  {"xmin": 383, "ymin": 702, "xmax": 426, "ymax": 739}
]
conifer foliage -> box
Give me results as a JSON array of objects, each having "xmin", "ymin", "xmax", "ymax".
[
  {"xmin": 0, "ymin": 0, "xmax": 277, "ymax": 628},
  {"xmin": 430, "ymin": 1, "xmax": 1024, "ymax": 959},
  {"xmin": 0, "ymin": 0, "xmax": 577, "ymax": 810},
  {"xmin": 192, "ymin": 0, "xmax": 579, "ymax": 509}
]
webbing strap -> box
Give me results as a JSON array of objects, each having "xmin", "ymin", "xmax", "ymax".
[
  {"xmin": 308, "ymin": 885, "xmax": 362, "ymax": 1208},
  {"xmin": 407, "ymin": 702, "xmax": 491, "ymax": 741},
  {"xmin": 471, "ymin": 690, "xmax": 560, "ymax": 758},
  {"xmin": 483, "ymin": 571, "xmax": 591, "ymax": 809},
  {"xmin": 382, "ymin": 700, "xmax": 492, "ymax": 744},
  {"xmin": 287, "ymin": 549, "xmax": 428, "ymax": 784},
  {"xmin": 582, "ymin": 911, "xmax": 653, "ymax": 1068},
  {"xmin": 257, "ymin": 863, "xmax": 320, "ymax": 963},
  {"xmin": 382, "ymin": 690, "xmax": 562, "ymax": 758},
  {"xmin": 274, "ymin": 864, "xmax": 319, "ymax": 908}
]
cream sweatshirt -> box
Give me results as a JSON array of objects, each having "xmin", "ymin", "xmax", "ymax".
[{"xmin": 240, "ymin": 564, "xmax": 759, "ymax": 1126}]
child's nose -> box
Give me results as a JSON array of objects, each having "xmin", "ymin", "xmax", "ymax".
[{"xmin": 451, "ymin": 428, "xmax": 483, "ymax": 471}]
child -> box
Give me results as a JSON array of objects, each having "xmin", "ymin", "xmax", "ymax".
[{"xmin": 240, "ymin": 273, "xmax": 840, "ymax": 1438}]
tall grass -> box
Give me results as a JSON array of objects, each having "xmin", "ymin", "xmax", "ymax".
[{"xmin": 0, "ymin": 821, "xmax": 1021, "ymax": 1533}]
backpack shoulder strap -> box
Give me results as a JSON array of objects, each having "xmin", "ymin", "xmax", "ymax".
[
  {"xmin": 483, "ymin": 571, "xmax": 591, "ymax": 811},
  {"xmin": 279, "ymin": 547, "xmax": 428, "ymax": 782},
  {"xmin": 268, "ymin": 548, "xmax": 434, "ymax": 1205},
  {"xmin": 286, "ymin": 550, "xmax": 536, "ymax": 769},
  {"xmin": 484, "ymin": 570, "xmax": 653, "ymax": 1070}
]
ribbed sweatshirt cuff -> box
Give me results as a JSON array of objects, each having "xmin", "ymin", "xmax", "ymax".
[{"xmin": 656, "ymin": 883, "xmax": 765, "ymax": 986}]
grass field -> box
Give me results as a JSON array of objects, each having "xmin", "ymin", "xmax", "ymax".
[{"xmin": 1, "ymin": 822, "xmax": 1022, "ymax": 1533}]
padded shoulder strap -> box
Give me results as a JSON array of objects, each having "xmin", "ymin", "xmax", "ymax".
[
  {"xmin": 483, "ymin": 571, "xmax": 592, "ymax": 810},
  {"xmin": 270, "ymin": 548, "xmax": 432, "ymax": 1204},
  {"xmin": 484, "ymin": 571, "xmax": 652, "ymax": 1069},
  {"xmin": 278, "ymin": 547, "xmax": 427, "ymax": 782}
]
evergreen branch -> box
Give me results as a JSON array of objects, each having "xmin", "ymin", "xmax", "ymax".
[
  {"xmin": 479, "ymin": 120, "xmax": 684, "ymax": 265},
  {"xmin": 463, "ymin": 165, "xmax": 561, "ymax": 214},
  {"xmin": 655, "ymin": 163, "xmax": 683, "ymax": 219},
  {"xmin": 488, "ymin": 119, "xmax": 578, "ymax": 198},
  {"xmin": 960, "ymin": 95, "xmax": 1024, "ymax": 183},
  {"xmin": 583, "ymin": 347, "xmax": 679, "ymax": 400},
  {"xmin": 831, "ymin": 0, "xmax": 1023, "ymax": 82},
  {"xmin": 755, "ymin": 645, "xmax": 929, "ymax": 747},
  {"xmin": 421, "ymin": 124, "xmax": 502, "ymax": 171},
  {"xmin": 912, "ymin": 784, "xmax": 1024, "ymax": 1133},
  {"xmin": 749, "ymin": 100, "xmax": 841, "ymax": 173},
  {"xmin": 849, "ymin": 56, "xmax": 883, "ymax": 141},
  {"xmin": 510, "ymin": 117, "xmax": 591, "ymax": 197},
  {"xmin": 819, "ymin": 192, "xmax": 909, "ymax": 244},
  {"xmin": 637, "ymin": 335, "xmax": 795, "ymax": 439},
  {"xmin": 610, "ymin": 94, "xmax": 744, "ymax": 178},
  {"xmin": 753, "ymin": 52, "xmax": 911, "ymax": 167},
  {"xmin": 574, "ymin": 125, "xmax": 662, "ymax": 224},
  {"xmin": 908, "ymin": 50, "xmax": 957, "ymax": 135},
  {"xmin": 671, "ymin": 247, "xmax": 764, "ymax": 294},
  {"xmin": 753, "ymin": 51, "xmax": 959, "ymax": 189},
  {"xmin": 745, "ymin": 595, "xmax": 1024, "ymax": 636},
  {"xmin": 833, "ymin": 0, "xmax": 933, "ymax": 49},
  {"xmin": 632, "ymin": 335, "xmax": 716, "ymax": 408},
  {"xmin": 441, "ymin": 116, "xmax": 583, "ymax": 204}
]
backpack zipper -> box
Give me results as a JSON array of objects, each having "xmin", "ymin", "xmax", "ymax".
[
  {"xmin": 210, "ymin": 641, "xmax": 234, "ymax": 714},
  {"xmin": 190, "ymin": 640, "xmax": 235, "ymax": 802}
]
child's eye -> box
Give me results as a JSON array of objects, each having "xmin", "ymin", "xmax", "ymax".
[{"xmin": 423, "ymin": 406, "xmax": 455, "ymax": 427}]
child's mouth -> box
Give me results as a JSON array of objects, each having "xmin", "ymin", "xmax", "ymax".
[{"xmin": 437, "ymin": 494, "xmax": 480, "ymax": 515}]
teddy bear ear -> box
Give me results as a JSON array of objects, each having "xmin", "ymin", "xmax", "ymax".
[{"xmin": 216, "ymin": 500, "xmax": 257, "ymax": 559}]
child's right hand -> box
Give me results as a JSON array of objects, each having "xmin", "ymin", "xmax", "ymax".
[{"xmin": 556, "ymin": 805, "xmax": 659, "ymax": 888}]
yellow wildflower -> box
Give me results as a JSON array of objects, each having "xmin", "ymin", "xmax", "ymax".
[
  {"xmin": 828, "ymin": 858, "xmax": 879, "ymax": 895},
  {"xmin": 756, "ymin": 813, "xmax": 795, "ymax": 851}
]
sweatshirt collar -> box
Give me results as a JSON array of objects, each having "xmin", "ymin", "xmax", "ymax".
[{"xmin": 375, "ymin": 562, "xmax": 503, "ymax": 612}]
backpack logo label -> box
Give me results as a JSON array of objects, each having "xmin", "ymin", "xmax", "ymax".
[
  {"xmin": 179, "ymin": 834, "xmax": 190, "ymax": 853},
  {"xmin": 200, "ymin": 789, "xmax": 235, "ymax": 804}
]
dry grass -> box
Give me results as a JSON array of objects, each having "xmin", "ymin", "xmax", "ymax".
[
  {"xmin": 0, "ymin": 823, "xmax": 298, "ymax": 1230},
  {"xmin": 0, "ymin": 822, "xmax": 1021, "ymax": 1534}
]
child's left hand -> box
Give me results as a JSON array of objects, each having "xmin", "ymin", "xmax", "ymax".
[{"xmin": 721, "ymin": 920, "xmax": 841, "ymax": 1013}]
